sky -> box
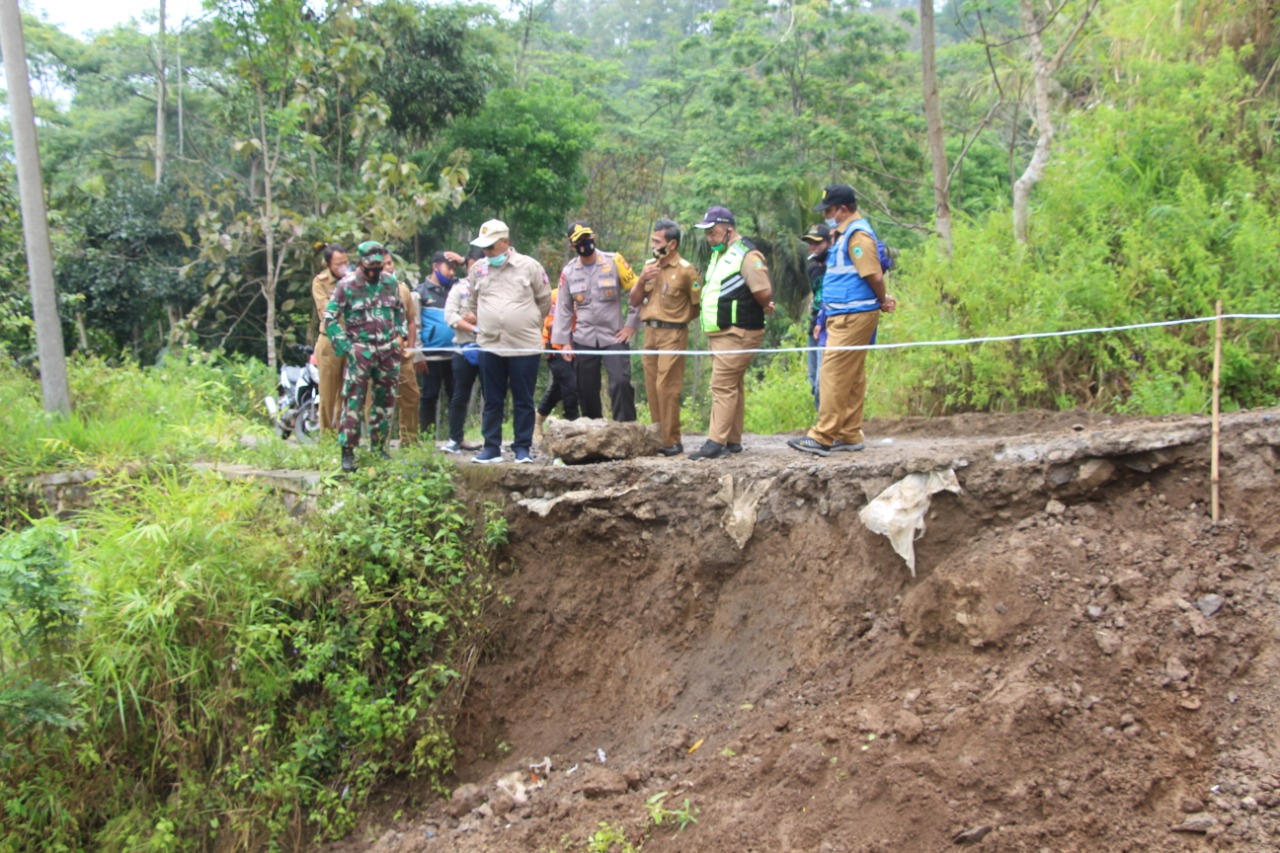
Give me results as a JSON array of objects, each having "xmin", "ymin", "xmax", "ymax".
[{"xmin": 28, "ymin": 0, "xmax": 203, "ymax": 39}]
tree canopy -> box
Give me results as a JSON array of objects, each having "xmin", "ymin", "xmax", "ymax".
[{"xmin": 0, "ymin": 0, "xmax": 1276, "ymax": 408}]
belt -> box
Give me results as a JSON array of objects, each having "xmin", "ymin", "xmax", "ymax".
[{"xmin": 644, "ymin": 320, "xmax": 687, "ymax": 329}]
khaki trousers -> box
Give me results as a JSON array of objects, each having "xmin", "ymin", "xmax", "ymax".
[
  {"xmin": 809, "ymin": 311, "xmax": 879, "ymax": 445},
  {"xmin": 707, "ymin": 327, "xmax": 764, "ymax": 445},
  {"xmin": 641, "ymin": 326, "xmax": 688, "ymax": 448},
  {"xmin": 315, "ymin": 334, "xmax": 346, "ymax": 435},
  {"xmin": 397, "ymin": 356, "xmax": 420, "ymax": 444}
]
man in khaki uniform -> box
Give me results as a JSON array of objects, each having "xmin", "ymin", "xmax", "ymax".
[
  {"xmin": 789, "ymin": 184, "xmax": 897, "ymax": 457},
  {"xmin": 311, "ymin": 244, "xmax": 350, "ymax": 434},
  {"xmin": 386, "ymin": 257, "xmax": 421, "ymax": 445},
  {"xmin": 689, "ymin": 205, "xmax": 775, "ymax": 460},
  {"xmin": 628, "ymin": 218, "xmax": 700, "ymax": 456}
]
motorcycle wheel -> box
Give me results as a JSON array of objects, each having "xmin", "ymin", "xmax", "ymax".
[{"xmin": 295, "ymin": 398, "xmax": 320, "ymax": 444}]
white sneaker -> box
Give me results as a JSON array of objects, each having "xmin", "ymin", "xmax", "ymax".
[{"xmin": 439, "ymin": 439, "xmax": 460, "ymax": 454}]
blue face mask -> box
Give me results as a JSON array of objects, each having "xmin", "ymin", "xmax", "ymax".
[
  {"xmin": 488, "ymin": 253, "xmax": 508, "ymax": 269},
  {"xmin": 824, "ymin": 217, "xmax": 839, "ymax": 229}
]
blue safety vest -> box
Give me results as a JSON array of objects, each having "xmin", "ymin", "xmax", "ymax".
[{"xmin": 822, "ymin": 217, "xmax": 881, "ymax": 317}]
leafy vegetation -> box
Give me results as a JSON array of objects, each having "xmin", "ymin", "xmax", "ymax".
[
  {"xmin": 0, "ymin": 448, "xmax": 506, "ymax": 851},
  {"xmin": 5, "ymin": 0, "xmax": 1278, "ymax": 415}
]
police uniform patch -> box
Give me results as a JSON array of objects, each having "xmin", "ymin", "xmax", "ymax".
[{"xmin": 853, "ymin": 246, "xmax": 864, "ymax": 258}]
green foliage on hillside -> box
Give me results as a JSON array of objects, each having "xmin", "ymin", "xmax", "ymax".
[
  {"xmin": 0, "ymin": 453, "xmax": 505, "ymax": 851},
  {"xmin": 2, "ymin": 0, "xmax": 1279, "ymax": 410}
]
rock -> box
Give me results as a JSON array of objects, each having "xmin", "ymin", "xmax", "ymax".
[
  {"xmin": 1165, "ymin": 656, "xmax": 1191, "ymax": 682},
  {"xmin": 1045, "ymin": 499, "xmax": 1066, "ymax": 516},
  {"xmin": 541, "ymin": 417, "xmax": 663, "ymax": 463},
  {"xmin": 1181, "ymin": 797, "xmax": 1206, "ymax": 813},
  {"xmin": 447, "ymin": 783, "xmax": 485, "ymax": 818},
  {"xmin": 1111, "ymin": 572, "xmax": 1146, "ymax": 603},
  {"xmin": 1094, "ymin": 629, "xmax": 1122, "ymax": 656},
  {"xmin": 1076, "ymin": 458, "xmax": 1116, "ymax": 491},
  {"xmin": 1196, "ymin": 594, "xmax": 1225, "ymax": 617},
  {"xmin": 578, "ymin": 767, "xmax": 628, "ymax": 799},
  {"xmin": 773, "ymin": 715, "xmax": 792, "ymax": 732},
  {"xmin": 893, "ymin": 710, "xmax": 925, "ymax": 743},
  {"xmin": 488, "ymin": 789, "xmax": 516, "ymax": 817},
  {"xmin": 1086, "ymin": 605, "xmax": 1104, "ymax": 621},
  {"xmin": 953, "ymin": 824, "xmax": 994, "ymax": 844},
  {"xmin": 1171, "ymin": 814, "xmax": 1218, "ymax": 833}
]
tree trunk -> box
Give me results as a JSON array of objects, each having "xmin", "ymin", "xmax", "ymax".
[
  {"xmin": 155, "ymin": 0, "xmax": 166, "ymax": 184},
  {"xmin": 920, "ymin": 0, "xmax": 953, "ymax": 257},
  {"xmin": 0, "ymin": 0, "xmax": 71, "ymax": 414},
  {"xmin": 1013, "ymin": 0, "xmax": 1054, "ymax": 245},
  {"xmin": 257, "ymin": 83, "xmax": 278, "ymax": 370}
]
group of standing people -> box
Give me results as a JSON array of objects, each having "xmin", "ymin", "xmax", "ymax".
[{"xmin": 308, "ymin": 180, "xmax": 896, "ymax": 470}]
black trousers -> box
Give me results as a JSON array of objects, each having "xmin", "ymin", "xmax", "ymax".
[
  {"xmin": 417, "ymin": 358, "xmax": 454, "ymax": 439},
  {"xmin": 573, "ymin": 339, "xmax": 635, "ymax": 421},
  {"xmin": 538, "ymin": 353, "xmax": 580, "ymax": 420}
]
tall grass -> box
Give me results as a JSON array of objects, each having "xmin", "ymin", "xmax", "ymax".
[{"xmin": 0, "ymin": 447, "xmax": 504, "ymax": 851}]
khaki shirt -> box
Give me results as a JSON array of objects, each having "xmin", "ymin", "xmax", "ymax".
[
  {"xmin": 550, "ymin": 251, "xmax": 639, "ymax": 347},
  {"xmin": 470, "ymin": 251, "xmax": 552, "ymax": 356},
  {"xmin": 636, "ymin": 251, "xmax": 701, "ymax": 325},
  {"xmin": 398, "ymin": 281, "xmax": 420, "ymax": 362},
  {"xmin": 312, "ymin": 270, "xmax": 339, "ymax": 341}
]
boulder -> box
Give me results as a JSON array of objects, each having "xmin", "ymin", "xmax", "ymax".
[{"xmin": 542, "ymin": 417, "xmax": 663, "ymax": 464}]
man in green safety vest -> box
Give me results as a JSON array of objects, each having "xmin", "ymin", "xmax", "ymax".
[{"xmin": 689, "ymin": 205, "xmax": 775, "ymax": 460}]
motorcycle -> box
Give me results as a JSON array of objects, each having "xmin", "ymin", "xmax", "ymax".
[{"xmin": 264, "ymin": 346, "xmax": 321, "ymax": 442}]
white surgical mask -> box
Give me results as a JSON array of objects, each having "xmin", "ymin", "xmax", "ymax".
[{"xmin": 824, "ymin": 217, "xmax": 839, "ymax": 229}]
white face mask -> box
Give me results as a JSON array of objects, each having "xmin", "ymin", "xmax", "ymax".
[{"xmin": 824, "ymin": 217, "xmax": 839, "ymax": 229}]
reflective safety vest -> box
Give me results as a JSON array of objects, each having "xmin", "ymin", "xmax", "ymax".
[
  {"xmin": 823, "ymin": 217, "xmax": 881, "ymax": 317},
  {"xmin": 700, "ymin": 239, "xmax": 764, "ymax": 333}
]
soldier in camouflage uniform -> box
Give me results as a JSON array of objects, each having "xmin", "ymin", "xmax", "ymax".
[{"xmin": 323, "ymin": 240, "xmax": 409, "ymax": 472}]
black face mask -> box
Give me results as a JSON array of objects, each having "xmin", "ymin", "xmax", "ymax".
[
  {"xmin": 362, "ymin": 264, "xmax": 383, "ymax": 281},
  {"xmin": 573, "ymin": 239, "xmax": 595, "ymax": 257}
]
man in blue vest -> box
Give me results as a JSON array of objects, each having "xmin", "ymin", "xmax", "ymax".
[
  {"xmin": 689, "ymin": 205, "xmax": 775, "ymax": 460},
  {"xmin": 788, "ymin": 184, "xmax": 897, "ymax": 458}
]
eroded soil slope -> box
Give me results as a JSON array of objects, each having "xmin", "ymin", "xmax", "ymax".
[{"xmin": 335, "ymin": 409, "xmax": 1280, "ymax": 853}]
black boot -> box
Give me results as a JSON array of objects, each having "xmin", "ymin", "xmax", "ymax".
[
  {"xmin": 377, "ymin": 445, "xmax": 392, "ymax": 461},
  {"xmin": 341, "ymin": 446, "xmax": 356, "ymax": 473}
]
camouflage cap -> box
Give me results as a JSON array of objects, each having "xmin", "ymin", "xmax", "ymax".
[{"xmin": 357, "ymin": 240, "xmax": 387, "ymax": 263}]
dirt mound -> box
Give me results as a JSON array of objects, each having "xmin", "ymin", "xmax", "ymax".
[{"xmin": 328, "ymin": 409, "xmax": 1280, "ymax": 852}]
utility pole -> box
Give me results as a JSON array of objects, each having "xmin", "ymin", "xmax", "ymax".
[{"xmin": 0, "ymin": 0, "xmax": 71, "ymax": 413}]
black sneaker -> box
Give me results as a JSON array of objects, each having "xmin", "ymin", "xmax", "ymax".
[
  {"xmin": 787, "ymin": 436, "xmax": 832, "ymax": 457},
  {"xmin": 341, "ymin": 447, "xmax": 356, "ymax": 472},
  {"xmin": 831, "ymin": 440, "xmax": 865, "ymax": 452},
  {"xmin": 659, "ymin": 443, "xmax": 684, "ymax": 457},
  {"xmin": 726, "ymin": 442, "xmax": 744, "ymax": 453},
  {"xmin": 689, "ymin": 440, "xmax": 729, "ymax": 460}
]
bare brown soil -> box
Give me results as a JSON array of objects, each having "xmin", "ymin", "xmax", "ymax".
[{"xmin": 327, "ymin": 408, "xmax": 1280, "ymax": 853}]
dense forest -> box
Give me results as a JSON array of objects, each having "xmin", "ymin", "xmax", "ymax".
[{"xmin": 2, "ymin": 0, "xmax": 1276, "ymax": 415}]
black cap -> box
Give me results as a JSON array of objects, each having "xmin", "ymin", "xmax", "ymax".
[
  {"xmin": 813, "ymin": 184, "xmax": 857, "ymax": 212},
  {"xmin": 800, "ymin": 223, "xmax": 831, "ymax": 243},
  {"xmin": 694, "ymin": 205, "xmax": 735, "ymax": 229}
]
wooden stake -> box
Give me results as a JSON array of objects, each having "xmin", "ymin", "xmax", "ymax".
[{"xmin": 1211, "ymin": 299, "xmax": 1222, "ymax": 523}]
